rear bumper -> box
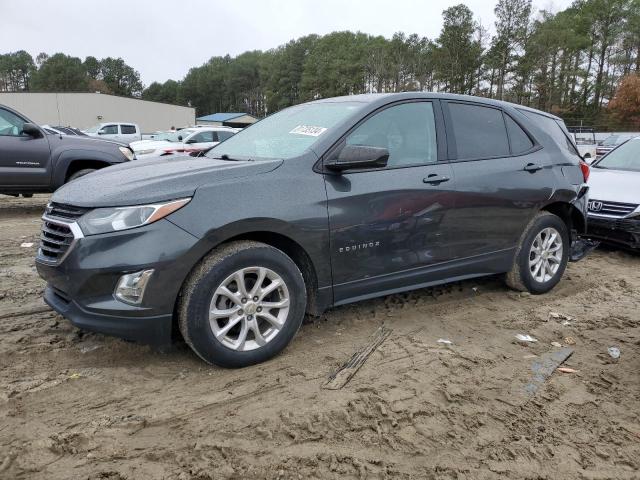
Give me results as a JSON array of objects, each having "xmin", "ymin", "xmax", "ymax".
[
  {"xmin": 44, "ymin": 285, "xmax": 173, "ymax": 346},
  {"xmin": 586, "ymin": 215, "xmax": 640, "ymax": 250}
]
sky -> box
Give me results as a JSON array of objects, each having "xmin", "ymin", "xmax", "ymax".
[{"xmin": 1, "ymin": 0, "xmax": 573, "ymax": 87}]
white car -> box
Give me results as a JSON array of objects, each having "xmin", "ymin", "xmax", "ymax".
[
  {"xmin": 85, "ymin": 122, "xmax": 142, "ymax": 143},
  {"xmin": 586, "ymin": 137, "xmax": 640, "ymax": 250},
  {"xmin": 130, "ymin": 127, "xmax": 239, "ymax": 159}
]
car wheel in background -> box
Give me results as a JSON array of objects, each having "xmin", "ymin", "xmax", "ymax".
[
  {"xmin": 67, "ymin": 169, "xmax": 97, "ymax": 183},
  {"xmin": 178, "ymin": 241, "xmax": 307, "ymax": 368},
  {"xmin": 505, "ymin": 212, "xmax": 570, "ymax": 294}
]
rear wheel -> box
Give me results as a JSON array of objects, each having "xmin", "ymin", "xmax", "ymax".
[
  {"xmin": 505, "ymin": 212, "xmax": 569, "ymax": 294},
  {"xmin": 178, "ymin": 241, "xmax": 307, "ymax": 368},
  {"xmin": 67, "ymin": 168, "xmax": 96, "ymax": 183}
]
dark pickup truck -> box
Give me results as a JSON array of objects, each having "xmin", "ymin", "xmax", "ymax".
[{"xmin": 0, "ymin": 104, "xmax": 134, "ymax": 196}]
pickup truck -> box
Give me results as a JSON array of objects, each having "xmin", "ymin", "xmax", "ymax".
[{"xmin": 0, "ymin": 104, "xmax": 134, "ymax": 196}]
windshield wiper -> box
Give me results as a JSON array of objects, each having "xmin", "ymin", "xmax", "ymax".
[{"xmin": 213, "ymin": 154, "xmax": 252, "ymax": 162}]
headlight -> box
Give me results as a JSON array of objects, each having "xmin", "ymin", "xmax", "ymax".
[
  {"xmin": 136, "ymin": 149, "xmax": 155, "ymax": 155},
  {"xmin": 78, "ymin": 198, "xmax": 191, "ymax": 235},
  {"xmin": 119, "ymin": 146, "xmax": 135, "ymax": 161}
]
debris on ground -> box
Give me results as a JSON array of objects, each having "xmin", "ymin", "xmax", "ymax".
[
  {"xmin": 19, "ymin": 242, "xmax": 34, "ymax": 248},
  {"xmin": 557, "ymin": 367, "xmax": 578, "ymax": 374},
  {"xmin": 549, "ymin": 311, "xmax": 573, "ymax": 322},
  {"xmin": 437, "ymin": 338, "xmax": 453, "ymax": 345},
  {"xmin": 324, "ymin": 325, "xmax": 392, "ymax": 390},
  {"xmin": 515, "ymin": 334, "xmax": 538, "ymax": 343},
  {"xmin": 564, "ymin": 336, "xmax": 576, "ymax": 345},
  {"xmin": 551, "ymin": 341, "xmax": 563, "ymax": 348},
  {"xmin": 523, "ymin": 347, "xmax": 574, "ymax": 398},
  {"xmin": 608, "ymin": 346, "xmax": 621, "ymax": 359}
]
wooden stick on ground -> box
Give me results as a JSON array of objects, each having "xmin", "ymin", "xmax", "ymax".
[{"xmin": 323, "ymin": 325, "xmax": 392, "ymax": 390}]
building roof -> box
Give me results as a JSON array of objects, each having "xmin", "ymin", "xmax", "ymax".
[{"xmin": 196, "ymin": 112, "xmax": 255, "ymax": 122}]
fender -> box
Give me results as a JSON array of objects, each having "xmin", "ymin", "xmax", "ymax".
[{"xmin": 52, "ymin": 147, "xmax": 126, "ymax": 188}]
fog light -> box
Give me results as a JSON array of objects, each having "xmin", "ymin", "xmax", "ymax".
[{"xmin": 114, "ymin": 269, "xmax": 154, "ymax": 305}]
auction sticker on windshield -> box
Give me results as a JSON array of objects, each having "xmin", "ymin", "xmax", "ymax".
[{"xmin": 289, "ymin": 125, "xmax": 328, "ymax": 136}]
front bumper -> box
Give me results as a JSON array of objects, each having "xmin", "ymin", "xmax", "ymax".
[
  {"xmin": 586, "ymin": 215, "xmax": 640, "ymax": 250},
  {"xmin": 36, "ymin": 218, "xmax": 208, "ymax": 346}
]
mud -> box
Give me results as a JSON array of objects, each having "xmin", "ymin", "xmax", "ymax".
[{"xmin": 1, "ymin": 194, "xmax": 639, "ymax": 479}]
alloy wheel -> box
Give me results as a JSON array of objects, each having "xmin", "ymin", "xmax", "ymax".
[
  {"xmin": 208, "ymin": 267, "xmax": 290, "ymax": 351},
  {"xmin": 528, "ymin": 227, "xmax": 563, "ymax": 283}
]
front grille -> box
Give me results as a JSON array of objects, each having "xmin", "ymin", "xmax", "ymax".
[
  {"xmin": 45, "ymin": 202, "xmax": 89, "ymax": 220},
  {"xmin": 37, "ymin": 203, "xmax": 87, "ymax": 264},
  {"xmin": 588, "ymin": 199, "xmax": 638, "ymax": 218}
]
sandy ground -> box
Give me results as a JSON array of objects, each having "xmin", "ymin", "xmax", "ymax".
[{"xmin": 0, "ymin": 194, "xmax": 639, "ymax": 480}]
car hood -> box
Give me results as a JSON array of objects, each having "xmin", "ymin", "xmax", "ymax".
[
  {"xmin": 51, "ymin": 155, "xmax": 283, "ymax": 208},
  {"xmin": 47, "ymin": 134, "xmax": 128, "ymax": 149},
  {"xmin": 588, "ymin": 168, "xmax": 640, "ymax": 204},
  {"xmin": 130, "ymin": 139, "xmax": 176, "ymax": 151}
]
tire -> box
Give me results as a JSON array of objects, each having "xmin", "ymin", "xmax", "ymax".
[
  {"xmin": 178, "ymin": 241, "xmax": 307, "ymax": 368},
  {"xmin": 505, "ymin": 212, "xmax": 570, "ymax": 294},
  {"xmin": 67, "ymin": 169, "xmax": 96, "ymax": 183}
]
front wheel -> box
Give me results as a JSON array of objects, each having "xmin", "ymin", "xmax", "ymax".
[
  {"xmin": 505, "ymin": 212, "xmax": 569, "ymax": 294},
  {"xmin": 178, "ymin": 241, "xmax": 307, "ymax": 368}
]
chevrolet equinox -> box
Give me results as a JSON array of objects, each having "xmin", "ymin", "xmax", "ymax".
[{"xmin": 36, "ymin": 93, "xmax": 589, "ymax": 367}]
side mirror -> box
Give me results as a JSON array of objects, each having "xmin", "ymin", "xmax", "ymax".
[
  {"xmin": 22, "ymin": 123, "xmax": 43, "ymax": 138},
  {"xmin": 326, "ymin": 144, "xmax": 389, "ymax": 171}
]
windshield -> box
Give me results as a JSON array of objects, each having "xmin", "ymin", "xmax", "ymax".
[
  {"xmin": 85, "ymin": 124, "xmax": 100, "ymax": 133},
  {"xmin": 601, "ymin": 135, "xmax": 635, "ymax": 146},
  {"xmin": 205, "ymin": 101, "xmax": 364, "ymax": 160},
  {"xmin": 595, "ymin": 139, "xmax": 640, "ymax": 172},
  {"xmin": 153, "ymin": 131, "xmax": 188, "ymax": 142}
]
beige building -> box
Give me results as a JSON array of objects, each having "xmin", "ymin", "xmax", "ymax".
[{"xmin": 0, "ymin": 92, "xmax": 195, "ymax": 133}]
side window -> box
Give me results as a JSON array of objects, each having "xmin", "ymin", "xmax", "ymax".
[
  {"xmin": 217, "ymin": 131, "xmax": 234, "ymax": 141},
  {"xmin": 448, "ymin": 103, "xmax": 510, "ymax": 160},
  {"xmin": 0, "ymin": 108, "xmax": 27, "ymax": 137},
  {"xmin": 100, "ymin": 124, "xmax": 118, "ymax": 135},
  {"xmin": 121, "ymin": 125, "xmax": 137, "ymax": 134},
  {"xmin": 342, "ymin": 102, "xmax": 438, "ymax": 167},
  {"xmin": 190, "ymin": 131, "xmax": 215, "ymax": 143},
  {"xmin": 504, "ymin": 115, "xmax": 534, "ymax": 154}
]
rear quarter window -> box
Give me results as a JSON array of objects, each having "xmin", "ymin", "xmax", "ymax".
[{"xmin": 518, "ymin": 109, "xmax": 580, "ymax": 162}]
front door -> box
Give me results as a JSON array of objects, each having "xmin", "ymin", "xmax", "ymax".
[
  {"xmin": 324, "ymin": 100, "xmax": 456, "ymax": 304},
  {"xmin": 0, "ymin": 107, "xmax": 51, "ymax": 188}
]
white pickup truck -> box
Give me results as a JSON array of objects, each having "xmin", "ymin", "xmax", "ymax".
[{"xmin": 85, "ymin": 122, "xmax": 142, "ymax": 144}]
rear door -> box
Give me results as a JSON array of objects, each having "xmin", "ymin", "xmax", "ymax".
[
  {"xmin": 324, "ymin": 100, "xmax": 457, "ymax": 303},
  {"xmin": 442, "ymin": 101, "xmax": 555, "ymax": 263},
  {"xmin": 0, "ymin": 107, "xmax": 51, "ymax": 188},
  {"xmin": 120, "ymin": 124, "xmax": 139, "ymax": 143}
]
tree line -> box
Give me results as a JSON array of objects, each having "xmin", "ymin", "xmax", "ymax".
[
  {"xmin": 0, "ymin": 52, "xmax": 143, "ymax": 97},
  {"xmin": 2, "ymin": 0, "xmax": 639, "ymax": 129}
]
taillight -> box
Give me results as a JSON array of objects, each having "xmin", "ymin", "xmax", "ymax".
[
  {"xmin": 161, "ymin": 147, "xmax": 185, "ymax": 156},
  {"xmin": 579, "ymin": 160, "xmax": 590, "ymax": 182}
]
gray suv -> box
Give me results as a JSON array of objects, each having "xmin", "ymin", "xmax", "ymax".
[{"xmin": 35, "ymin": 93, "xmax": 589, "ymax": 367}]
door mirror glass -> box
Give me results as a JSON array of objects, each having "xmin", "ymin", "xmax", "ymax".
[{"xmin": 326, "ymin": 144, "xmax": 389, "ymax": 171}]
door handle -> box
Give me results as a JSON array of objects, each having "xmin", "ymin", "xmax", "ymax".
[
  {"xmin": 523, "ymin": 163, "xmax": 543, "ymax": 173},
  {"xmin": 423, "ymin": 174, "xmax": 450, "ymax": 185}
]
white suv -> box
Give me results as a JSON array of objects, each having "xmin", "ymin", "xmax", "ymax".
[
  {"xmin": 85, "ymin": 123, "xmax": 141, "ymax": 143},
  {"xmin": 130, "ymin": 127, "xmax": 239, "ymax": 159}
]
